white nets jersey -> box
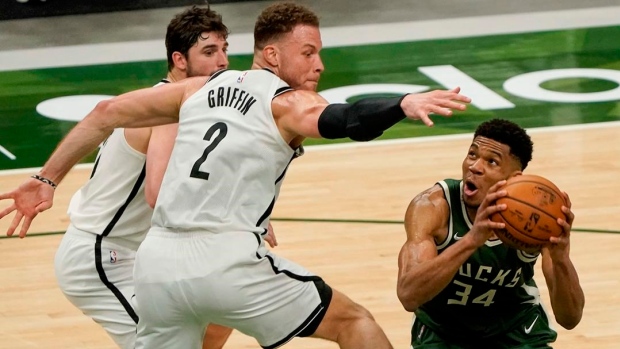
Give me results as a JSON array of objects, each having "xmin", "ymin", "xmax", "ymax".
[
  {"xmin": 152, "ymin": 69, "xmax": 296, "ymax": 235},
  {"xmin": 67, "ymin": 79, "xmax": 170, "ymax": 247},
  {"xmin": 67, "ymin": 128, "xmax": 150, "ymax": 246}
]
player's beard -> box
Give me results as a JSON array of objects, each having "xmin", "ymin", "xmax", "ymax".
[
  {"xmin": 186, "ymin": 59, "xmax": 222, "ymax": 78},
  {"xmin": 186, "ymin": 60, "xmax": 199, "ymax": 78}
]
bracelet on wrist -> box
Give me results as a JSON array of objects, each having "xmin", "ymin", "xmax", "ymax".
[{"xmin": 31, "ymin": 174, "xmax": 57, "ymax": 189}]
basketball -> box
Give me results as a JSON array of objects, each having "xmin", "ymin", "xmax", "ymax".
[{"xmin": 490, "ymin": 174, "xmax": 566, "ymax": 253}]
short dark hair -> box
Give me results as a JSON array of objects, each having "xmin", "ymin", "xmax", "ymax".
[
  {"xmin": 165, "ymin": 5, "xmax": 229, "ymax": 71},
  {"xmin": 254, "ymin": 1, "xmax": 319, "ymax": 50},
  {"xmin": 473, "ymin": 118, "xmax": 533, "ymax": 170}
]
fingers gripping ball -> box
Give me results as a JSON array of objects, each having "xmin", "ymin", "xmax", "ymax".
[{"xmin": 490, "ymin": 175, "xmax": 566, "ymax": 253}]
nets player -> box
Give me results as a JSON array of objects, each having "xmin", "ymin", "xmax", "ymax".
[{"xmin": 53, "ymin": 6, "xmax": 235, "ymax": 349}]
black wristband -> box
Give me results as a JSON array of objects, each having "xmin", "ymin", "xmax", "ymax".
[{"xmin": 31, "ymin": 174, "xmax": 57, "ymax": 189}]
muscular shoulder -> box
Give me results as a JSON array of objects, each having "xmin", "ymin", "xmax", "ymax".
[
  {"xmin": 405, "ymin": 184, "xmax": 450, "ymax": 242},
  {"xmin": 410, "ymin": 184, "xmax": 449, "ymax": 212},
  {"xmin": 272, "ymin": 89, "xmax": 327, "ymax": 113},
  {"xmin": 181, "ymin": 76, "xmax": 211, "ymax": 103},
  {"xmin": 272, "ymin": 90, "xmax": 329, "ymax": 142}
]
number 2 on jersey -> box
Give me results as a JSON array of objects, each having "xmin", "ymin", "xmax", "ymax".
[{"xmin": 190, "ymin": 122, "xmax": 228, "ymax": 180}]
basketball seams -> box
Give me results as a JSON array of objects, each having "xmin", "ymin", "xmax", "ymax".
[
  {"xmin": 503, "ymin": 179, "xmax": 566, "ymax": 207},
  {"xmin": 497, "ymin": 196, "xmax": 562, "ymax": 225},
  {"xmin": 491, "ymin": 175, "xmax": 566, "ymax": 253},
  {"xmin": 497, "ymin": 208, "xmax": 552, "ymax": 243}
]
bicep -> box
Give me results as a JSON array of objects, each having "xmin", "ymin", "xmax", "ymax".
[
  {"xmin": 102, "ymin": 78, "xmax": 203, "ymax": 129},
  {"xmin": 272, "ymin": 90, "xmax": 329, "ymax": 139},
  {"xmin": 145, "ymin": 124, "xmax": 178, "ymax": 208},
  {"xmin": 399, "ymin": 192, "xmax": 446, "ymax": 273}
]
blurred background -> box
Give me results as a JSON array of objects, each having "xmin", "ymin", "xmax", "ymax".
[{"xmin": 2, "ymin": 0, "xmax": 620, "ymax": 169}]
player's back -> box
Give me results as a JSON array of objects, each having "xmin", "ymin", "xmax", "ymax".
[
  {"xmin": 68, "ymin": 128, "xmax": 152, "ymax": 249},
  {"xmin": 152, "ymin": 69, "xmax": 294, "ymax": 236}
]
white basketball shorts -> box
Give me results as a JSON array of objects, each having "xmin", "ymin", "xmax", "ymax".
[
  {"xmin": 54, "ymin": 225, "xmax": 139, "ymax": 349},
  {"xmin": 134, "ymin": 229, "xmax": 332, "ymax": 349}
]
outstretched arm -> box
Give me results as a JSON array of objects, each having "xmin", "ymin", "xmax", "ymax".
[
  {"xmin": 273, "ymin": 87, "xmax": 471, "ymax": 143},
  {"xmin": 40, "ymin": 78, "xmax": 201, "ymax": 185},
  {"xmin": 541, "ymin": 192, "xmax": 584, "ymax": 329},
  {"xmin": 0, "ymin": 77, "xmax": 206, "ymax": 238}
]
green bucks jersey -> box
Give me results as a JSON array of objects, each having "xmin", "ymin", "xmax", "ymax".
[{"xmin": 414, "ymin": 179, "xmax": 543, "ymax": 340}]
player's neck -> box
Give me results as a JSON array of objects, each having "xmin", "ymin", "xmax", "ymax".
[
  {"xmin": 166, "ymin": 69, "xmax": 187, "ymax": 83},
  {"xmin": 465, "ymin": 207, "xmax": 477, "ymax": 223},
  {"xmin": 251, "ymin": 57, "xmax": 278, "ymax": 75}
]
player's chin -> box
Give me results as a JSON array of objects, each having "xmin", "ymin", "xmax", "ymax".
[
  {"xmin": 463, "ymin": 195, "xmax": 482, "ymax": 209},
  {"xmin": 303, "ymin": 81, "xmax": 319, "ymax": 91}
]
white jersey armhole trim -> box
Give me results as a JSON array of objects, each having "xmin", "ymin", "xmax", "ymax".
[
  {"xmin": 117, "ymin": 129, "xmax": 147, "ymax": 159},
  {"xmin": 118, "ymin": 77, "xmax": 171, "ymax": 156},
  {"xmin": 265, "ymin": 77, "xmax": 298, "ymax": 155},
  {"xmin": 517, "ymin": 249, "xmax": 540, "ymax": 263},
  {"xmin": 436, "ymin": 180, "xmax": 453, "ymax": 250}
]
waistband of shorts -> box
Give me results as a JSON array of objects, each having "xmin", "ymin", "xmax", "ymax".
[
  {"xmin": 65, "ymin": 224, "xmax": 140, "ymax": 250},
  {"xmin": 148, "ymin": 226, "xmax": 255, "ymax": 240}
]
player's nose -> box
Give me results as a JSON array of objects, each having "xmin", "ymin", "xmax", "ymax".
[
  {"xmin": 315, "ymin": 56, "xmax": 324, "ymax": 73},
  {"xmin": 469, "ymin": 159, "xmax": 483, "ymax": 174},
  {"xmin": 219, "ymin": 53, "xmax": 229, "ymax": 69}
]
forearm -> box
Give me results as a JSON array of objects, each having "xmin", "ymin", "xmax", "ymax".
[
  {"xmin": 548, "ymin": 257, "xmax": 585, "ymax": 329},
  {"xmin": 318, "ymin": 96, "xmax": 407, "ymax": 141},
  {"xmin": 39, "ymin": 110, "xmax": 115, "ymax": 184},
  {"xmin": 398, "ymin": 235, "xmax": 479, "ymax": 311}
]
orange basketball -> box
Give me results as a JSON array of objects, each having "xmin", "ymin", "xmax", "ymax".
[{"xmin": 490, "ymin": 174, "xmax": 566, "ymax": 254}]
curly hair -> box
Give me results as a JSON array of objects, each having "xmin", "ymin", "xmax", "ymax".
[
  {"xmin": 254, "ymin": 1, "xmax": 319, "ymax": 50},
  {"xmin": 473, "ymin": 118, "xmax": 534, "ymax": 170},
  {"xmin": 165, "ymin": 5, "xmax": 229, "ymax": 71}
]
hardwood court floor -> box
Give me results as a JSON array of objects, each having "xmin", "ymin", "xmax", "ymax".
[{"xmin": 0, "ymin": 123, "xmax": 619, "ymax": 348}]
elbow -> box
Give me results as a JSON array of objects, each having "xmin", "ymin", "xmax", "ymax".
[
  {"xmin": 89, "ymin": 99, "xmax": 119, "ymax": 129},
  {"xmin": 556, "ymin": 312, "xmax": 583, "ymax": 330},
  {"xmin": 400, "ymin": 301, "xmax": 418, "ymax": 313},
  {"xmin": 553, "ymin": 292, "xmax": 585, "ymax": 330},
  {"xmin": 398, "ymin": 296, "xmax": 420, "ymax": 313},
  {"xmin": 397, "ymin": 286, "xmax": 420, "ymax": 312},
  {"xmin": 144, "ymin": 186, "xmax": 157, "ymax": 209},
  {"xmin": 557, "ymin": 318, "xmax": 580, "ymax": 330},
  {"xmin": 93, "ymin": 99, "xmax": 114, "ymax": 117}
]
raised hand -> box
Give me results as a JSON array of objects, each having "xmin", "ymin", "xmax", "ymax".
[
  {"xmin": 0, "ymin": 177, "xmax": 55, "ymax": 238},
  {"xmin": 545, "ymin": 191, "xmax": 574, "ymax": 259},
  {"xmin": 400, "ymin": 87, "xmax": 471, "ymax": 127},
  {"xmin": 467, "ymin": 180, "xmax": 508, "ymax": 247}
]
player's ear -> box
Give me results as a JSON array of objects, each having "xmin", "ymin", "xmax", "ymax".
[
  {"xmin": 508, "ymin": 171, "xmax": 523, "ymax": 179},
  {"xmin": 171, "ymin": 51, "xmax": 188, "ymax": 71},
  {"xmin": 263, "ymin": 45, "xmax": 279, "ymax": 67}
]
